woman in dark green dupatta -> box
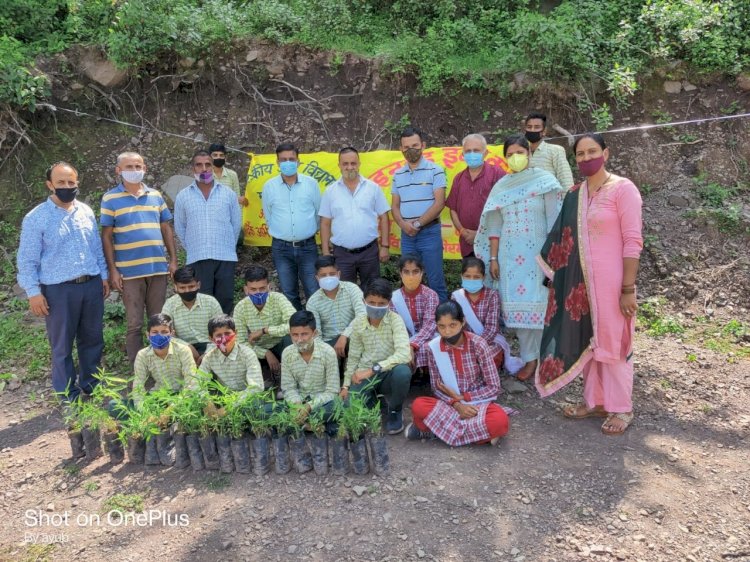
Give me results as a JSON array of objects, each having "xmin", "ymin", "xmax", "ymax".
[{"xmin": 535, "ymin": 134, "xmax": 643, "ymax": 436}]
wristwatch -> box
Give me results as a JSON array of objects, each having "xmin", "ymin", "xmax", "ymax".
[
  {"xmin": 412, "ymin": 220, "xmax": 422, "ymax": 230},
  {"xmin": 372, "ymin": 364, "xmax": 382, "ymax": 375}
]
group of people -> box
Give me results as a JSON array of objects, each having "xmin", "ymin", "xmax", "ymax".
[{"xmin": 16, "ymin": 112, "xmax": 643, "ymax": 445}]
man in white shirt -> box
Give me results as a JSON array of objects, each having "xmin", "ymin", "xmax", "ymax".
[{"xmin": 319, "ymin": 147, "xmax": 390, "ymax": 290}]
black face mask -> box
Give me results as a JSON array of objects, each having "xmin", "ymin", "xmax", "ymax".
[
  {"xmin": 54, "ymin": 187, "xmax": 78, "ymax": 203},
  {"xmin": 524, "ymin": 130, "xmax": 542, "ymax": 143},
  {"xmin": 443, "ymin": 329, "xmax": 463, "ymax": 346},
  {"xmin": 213, "ymin": 158, "xmax": 226, "ymax": 168},
  {"xmin": 177, "ymin": 290, "xmax": 198, "ymax": 302}
]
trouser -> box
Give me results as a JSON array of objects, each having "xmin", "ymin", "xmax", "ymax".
[
  {"xmin": 400, "ymin": 222, "xmax": 448, "ymax": 302},
  {"xmin": 259, "ymin": 336, "xmax": 293, "ymax": 387},
  {"xmin": 189, "ymin": 259, "xmax": 236, "ymax": 314},
  {"xmin": 325, "ymin": 336, "xmax": 348, "ymax": 379},
  {"xmin": 42, "ymin": 276, "xmax": 104, "ymax": 402},
  {"xmin": 349, "ymin": 364, "xmax": 412, "ymax": 412},
  {"xmin": 332, "ymin": 241, "xmax": 381, "ymax": 291},
  {"xmin": 271, "ymin": 237, "xmax": 319, "ymax": 310},
  {"xmin": 516, "ymin": 328, "xmax": 543, "ymax": 363},
  {"xmin": 192, "ymin": 342, "xmax": 210, "ymax": 356},
  {"xmin": 411, "ymin": 397, "xmax": 509, "ymax": 444},
  {"xmin": 122, "ymin": 274, "xmax": 168, "ymax": 366},
  {"xmin": 583, "ymin": 357, "xmax": 634, "ymax": 413}
]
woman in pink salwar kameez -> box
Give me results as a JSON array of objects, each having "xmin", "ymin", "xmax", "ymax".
[{"xmin": 535, "ymin": 133, "xmax": 643, "ymax": 435}]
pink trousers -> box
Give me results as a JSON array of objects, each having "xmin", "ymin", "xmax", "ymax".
[{"xmin": 582, "ymin": 357, "xmax": 633, "ymax": 413}]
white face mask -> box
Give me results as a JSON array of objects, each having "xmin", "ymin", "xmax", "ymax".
[
  {"xmin": 122, "ymin": 170, "xmax": 145, "ymax": 184},
  {"xmin": 318, "ymin": 275, "xmax": 340, "ymax": 291}
]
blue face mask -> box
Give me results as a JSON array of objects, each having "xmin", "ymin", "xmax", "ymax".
[
  {"xmin": 279, "ymin": 161, "xmax": 298, "ymax": 177},
  {"xmin": 464, "ymin": 152, "xmax": 484, "ymax": 168},
  {"xmin": 248, "ymin": 292, "xmax": 269, "ymax": 306},
  {"xmin": 149, "ymin": 333, "xmax": 171, "ymax": 350},
  {"xmin": 462, "ymin": 278, "xmax": 484, "ymax": 294}
]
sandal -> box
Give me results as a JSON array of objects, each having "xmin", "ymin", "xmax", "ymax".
[
  {"xmin": 601, "ymin": 412, "xmax": 634, "ymax": 435},
  {"xmin": 516, "ymin": 360, "xmax": 538, "ymax": 382},
  {"xmin": 563, "ymin": 403, "xmax": 608, "ymax": 419}
]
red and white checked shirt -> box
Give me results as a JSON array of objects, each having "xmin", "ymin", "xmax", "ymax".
[
  {"xmin": 455, "ymin": 287, "xmax": 504, "ymax": 358},
  {"xmin": 424, "ymin": 332, "xmax": 501, "ymax": 446},
  {"xmin": 389, "ymin": 284, "xmax": 439, "ymax": 368}
]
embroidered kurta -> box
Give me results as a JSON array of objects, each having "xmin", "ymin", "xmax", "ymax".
[
  {"xmin": 424, "ymin": 333, "xmax": 501, "ymax": 446},
  {"xmin": 474, "ymin": 168, "xmax": 563, "ymax": 329},
  {"xmin": 389, "ymin": 285, "xmax": 439, "ymax": 368}
]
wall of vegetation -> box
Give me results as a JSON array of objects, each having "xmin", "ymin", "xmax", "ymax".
[{"xmin": 2, "ymin": 0, "xmax": 749, "ymax": 110}]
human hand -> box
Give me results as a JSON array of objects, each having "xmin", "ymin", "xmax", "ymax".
[
  {"xmin": 620, "ymin": 292, "xmax": 637, "ymax": 318},
  {"xmin": 401, "ymin": 222, "xmax": 418, "ymax": 237},
  {"xmin": 454, "ymin": 402, "xmax": 478, "ymax": 419},
  {"xmin": 28, "ymin": 294, "xmax": 49, "ymax": 317},
  {"xmin": 239, "ymin": 196, "xmax": 248, "ymax": 207},
  {"xmin": 339, "ymin": 387, "xmax": 349, "ymax": 400},
  {"xmin": 109, "ymin": 269, "xmax": 123, "ymax": 292},
  {"xmin": 265, "ymin": 351, "xmax": 281, "ymax": 375},
  {"xmin": 351, "ymin": 369, "xmax": 372, "ymax": 385},
  {"xmin": 249, "ymin": 329, "xmax": 265, "ymax": 343},
  {"xmin": 379, "ymin": 246, "xmax": 390, "ymax": 263},
  {"xmin": 436, "ymin": 381, "xmax": 461, "ymax": 401},
  {"xmin": 102, "ymin": 280, "xmax": 110, "ymax": 299},
  {"xmin": 168, "ymin": 259, "xmax": 178, "ymax": 277},
  {"xmin": 490, "ymin": 260, "xmax": 499, "ymax": 280},
  {"xmin": 461, "ymin": 229, "xmax": 476, "ymax": 244},
  {"xmin": 334, "ymin": 335, "xmax": 348, "ymax": 358}
]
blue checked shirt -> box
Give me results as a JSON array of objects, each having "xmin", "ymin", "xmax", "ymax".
[
  {"xmin": 174, "ymin": 182, "xmax": 242, "ymax": 264},
  {"xmin": 261, "ymin": 173, "xmax": 321, "ymax": 242},
  {"xmin": 17, "ymin": 198, "xmax": 108, "ymax": 297}
]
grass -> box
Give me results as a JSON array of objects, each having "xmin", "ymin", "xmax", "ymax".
[
  {"xmin": 19, "ymin": 544, "xmax": 56, "ymax": 562},
  {"xmin": 83, "ymin": 481, "xmax": 100, "ymax": 493},
  {"xmin": 203, "ymin": 473, "xmax": 231, "ymax": 491},
  {"xmin": 102, "ymin": 493, "xmax": 145, "ymax": 515},
  {"xmin": 0, "ymin": 311, "xmax": 51, "ymax": 379},
  {"xmin": 62, "ymin": 464, "xmax": 81, "ymax": 476},
  {"xmin": 637, "ymin": 299, "xmax": 685, "ymax": 337}
]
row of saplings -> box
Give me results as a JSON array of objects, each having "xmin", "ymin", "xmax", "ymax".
[{"xmin": 64, "ymin": 374, "xmax": 390, "ymax": 476}]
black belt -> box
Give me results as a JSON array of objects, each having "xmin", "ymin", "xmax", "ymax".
[
  {"xmin": 274, "ymin": 236, "xmax": 316, "ymax": 247},
  {"xmin": 338, "ymin": 239, "xmax": 377, "ymax": 254},
  {"xmin": 63, "ymin": 275, "xmax": 96, "ymax": 284}
]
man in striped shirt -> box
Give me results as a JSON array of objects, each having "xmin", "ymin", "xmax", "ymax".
[
  {"xmin": 199, "ymin": 314, "xmax": 264, "ymax": 393},
  {"xmin": 390, "ymin": 126, "xmax": 448, "ymax": 302},
  {"xmin": 101, "ymin": 152, "xmax": 178, "ymax": 366},
  {"xmin": 524, "ymin": 112, "xmax": 574, "ymax": 190}
]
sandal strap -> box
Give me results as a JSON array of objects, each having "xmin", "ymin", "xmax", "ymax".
[{"xmin": 607, "ymin": 412, "xmax": 634, "ymax": 423}]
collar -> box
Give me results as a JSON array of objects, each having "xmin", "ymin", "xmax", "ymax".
[
  {"xmin": 115, "ymin": 182, "xmax": 151, "ymax": 197},
  {"xmin": 364, "ymin": 312, "xmax": 390, "ymax": 330},
  {"xmin": 191, "ymin": 181, "xmax": 215, "ymax": 191},
  {"xmin": 402, "ymin": 284, "xmax": 423, "ymax": 298},
  {"xmin": 178, "ymin": 293, "xmax": 203, "ymax": 309},
  {"xmin": 46, "ymin": 197, "xmax": 80, "ymax": 213},
  {"xmin": 219, "ymin": 343, "xmax": 240, "ymax": 361},
  {"xmin": 149, "ymin": 342, "xmax": 175, "ymax": 357},
  {"xmin": 439, "ymin": 332, "xmax": 468, "ymax": 352},
  {"xmin": 406, "ymin": 157, "xmax": 429, "ymax": 171},
  {"xmin": 466, "ymin": 163, "xmax": 487, "ymax": 181}
]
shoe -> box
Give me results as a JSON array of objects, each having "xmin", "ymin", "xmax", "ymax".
[
  {"xmin": 386, "ymin": 410, "xmax": 404, "ymax": 435},
  {"xmin": 404, "ymin": 423, "xmax": 434, "ymax": 441}
]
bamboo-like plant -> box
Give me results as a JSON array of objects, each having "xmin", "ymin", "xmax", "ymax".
[
  {"xmin": 167, "ymin": 388, "xmax": 207, "ymax": 435},
  {"xmin": 362, "ymin": 402, "xmax": 384, "ymax": 437},
  {"xmin": 268, "ymin": 402, "xmax": 295, "ymax": 437},
  {"xmin": 245, "ymin": 390, "xmax": 275, "ymax": 438},
  {"xmin": 307, "ymin": 406, "xmax": 327, "ymax": 439},
  {"xmin": 341, "ymin": 391, "xmax": 369, "ymax": 442}
]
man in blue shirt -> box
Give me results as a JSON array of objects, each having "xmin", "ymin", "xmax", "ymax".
[
  {"xmin": 261, "ymin": 143, "xmax": 321, "ymax": 310},
  {"xmin": 174, "ymin": 150, "xmax": 242, "ymax": 314},
  {"xmin": 17, "ymin": 162, "xmax": 109, "ymax": 402},
  {"xmin": 390, "ymin": 127, "xmax": 448, "ymax": 301}
]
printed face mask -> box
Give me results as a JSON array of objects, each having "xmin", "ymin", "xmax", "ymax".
[
  {"xmin": 524, "ymin": 130, "xmax": 542, "ymax": 143},
  {"xmin": 506, "ymin": 153, "xmax": 529, "ymax": 173},
  {"xmin": 442, "ymin": 328, "xmax": 463, "ymax": 346},
  {"xmin": 195, "ymin": 170, "xmax": 213, "ymax": 183},
  {"xmin": 365, "ymin": 303, "xmax": 389, "ymax": 320},
  {"xmin": 248, "ymin": 292, "xmax": 269, "ymax": 306},
  {"xmin": 462, "ymin": 278, "xmax": 484, "ymax": 294},
  {"xmin": 121, "ymin": 170, "xmax": 145, "ymax": 184},
  {"xmin": 318, "ymin": 275, "xmax": 340, "ymax": 291},
  {"xmin": 463, "ymin": 152, "xmax": 484, "ymax": 168},
  {"xmin": 577, "ymin": 155, "xmax": 605, "ymax": 177},
  {"xmin": 54, "ymin": 187, "xmax": 78, "ymax": 203},
  {"xmin": 149, "ymin": 333, "xmax": 171, "ymax": 350},
  {"xmin": 177, "ymin": 289, "xmax": 198, "ymax": 302},
  {"xmin": 403, "ymin": 147, "xmax": 422, "ymax": 163},
  {"xmin": 279, "ymin": 161, "xmax": 298, "ymax": 176},
  {"xmin": 213, "ymin": 333, "xmax": 235, "ymax": 353}
]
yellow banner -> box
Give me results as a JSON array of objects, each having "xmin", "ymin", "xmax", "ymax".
[{"xmin": 242, "ymin": 147, "xmax": 508, "ymax": 259}]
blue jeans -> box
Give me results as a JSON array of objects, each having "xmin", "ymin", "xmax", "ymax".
[
  {"xmin": 41, "ymin": 276, "xmax": 104, "ymax": 401},
  {"xmin": 271, "ymin": 238, "xmax": 319, "ymax": 310},
  {"xmin": 400, "ymin": 222, "xmax": 448, "ymax": 302}
]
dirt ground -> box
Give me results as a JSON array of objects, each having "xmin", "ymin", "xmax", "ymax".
[{"xmin": 1, "ymin": 322, "xmax": 748, "ymax": 562}]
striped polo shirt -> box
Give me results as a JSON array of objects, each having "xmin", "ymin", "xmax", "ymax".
[
  {"xmin": 100, "ymin": 184, "xmax": 172, "ymax": 279},
  {"xmin": 391, "ymin": 158, "xmax": 447, "ymax": 220}
]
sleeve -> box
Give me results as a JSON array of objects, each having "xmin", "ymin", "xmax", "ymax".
[
  {"xmin": 99, "ymin": 195, "xmax": 115, "ymax": 227},
  {"xmin": 463, "ymin": 336, "xmax": 501, "ymax": 403},
  {"xmin": 311, "ymin": 180, "xmax": 322, "ymax": 228},
  {"xmin": 243, "ymin": 348, "xmax": 264, "ymax": 394},
  {"xmin": 343, "ymin": 322, "xmax": 363, "ymax": 386},
  {"xmin": 132, "ymin": 351, "xmax": 149, "ymax": 407},
  {"xmin": 445, "ymin": 174, "xmax": 460, "ymax": 211},
  {"xmin": 177, "ymin": 343, "xmax": 198, "ymax": 388},
  {"xmin": 543, "ymin": 187, "xmax": 563, "ymax": 235},
  {"xmin": 174, "ymin": 191, "xmax": 186, "ymax": 244},
  {"xmin": 158, "ymin": 193, "xmax": 173, "ymax": 222},
  {"xmin": 554, "ymin": 147, "xmax": 575, "ymax": 190},
  {"xmin": 310, "ymin": 347, "xmax": 340, "ymax": 407},
  {"xmin": 161, "ymin": 297, "xmax": 174, "ymax": 318},
  {"xmin": 233, "ymin": 299, "xmax": 250, "ymax": 341},
  {"xmin": 229, "ymin": 191, "xmax": 242, "ymax": 240},
  {"xmin": 411, "ymin": 291, "xmax": 438, "ymax": 348},
  {"xmin": 318, "ymin": 189, "xmax": 333, "ymax": 219},
  {"xmin": 91, "ymin": 214, "xmax": 109, "ymax": 280},
  {"xmin": 432, "ymin": 165, "xmax": 447, "ymax": 190},
  {"xmin": 617, "ymin": 180, "xmax": 644, "ymax": 259},
  {"xmin": 342, "ymin": 285, "xmax": 365, "ymax": 338},
  {"xmin": 227, "ymin": 170, "xmax": 241, "ymax": 197},
  {"xmin": 479, "ymin": 291, "xmax": 500, "ymax": 345},
  {"xmin": 307, "ymin": 299, "xmax": 324, "ymax": 341},
  {"xmin": 427, "ymin": 348, "xmax": 451, "ymax": 403},
  {"xmin": 485, "ymin": 208, "xmax": 503, "ymax": 241},
  {"xmin": 16, "ymin": 213, "xmax": 43, "ymax": 298},
  {"xmin": 280, "ymin": 347, "xmax": 302, "ymax": 403},
  {"xmin": 261, "ymin": 181, "xmax": 272, "ymax": 225},
  {"xmin": 267, "ymin": 294, "xmax": 296, "ymax": 337},
  {"xmin": 377, "ymin": 314, "xmax": 413, "ymax": 372},
  {"xmin": 373, "ymin": 185, "xmax": 391, "ymax": 214}
]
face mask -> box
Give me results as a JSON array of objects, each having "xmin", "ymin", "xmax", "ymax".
[
  {"xmin": 121, "ymin": 170, "xmax": 145, "ymax": 184},
  {"xmin": 295, "ymin": 340, "xmax": 314, "ymax": 353},
  {"xmin": 402, "ymin": 275, "xmax": 422, "ymax": 292},
  {"xmin": 279, "ymin": 161, "xmax": 298, "ymax": 176},
  {"xmin": 443, "ymin": 328, "xmax": 463, "ymax": 346},
  {"xmin": 342, "ymin": 169, "xmax": 359, "ymax": 181},
  {"xmin": 248, "ymin": 292, "xmax": 269, "ymax": 306},
  {"xmin": 149, "ymin": 333, "xmax": 171, "ymax": 350},
  {"xmin": 578, "ymin": 155, "xmax": 605, "ymax": 177},
  {"xmin": 213, "ymin": 158, "xmax": 225, "ymax": 168},
  {"xmin": 463, "ymin": 152, "xmax": 484, "ymax": 168},
  {"xmin": 524, "ymin": 130, "xmax": 542, "ymax": 143},
  {"xmin": 506, "ymin": 153, "xmax": 529, "ymax": 173},
  {"xmin": 54, "ymin": 188, "xmax": 78, "ymax": 203},
  {"xmin": 177, "ymin": 289, "xmax": 198, "ymax": 302},
  {"xmin": 462, "ymin": 278, "xmax": 484, "ymax": 294},
  {"xmin": 318, "ymin": 275, "xmax": 340, "ymax": 292},
  {"xmin": 195, "ymin": 170, "xmax": 213, "ymax": 183},
  {"xmin": 214, "ymin": 333, "xmax": 235, "ymax": 353},
  {"xmin": 365, "ymin": 303, "xmax": 389, "ymax": 320},
  {"xmin": 403, "ymin": 147, "xmax": 422, "ymax": 164}
]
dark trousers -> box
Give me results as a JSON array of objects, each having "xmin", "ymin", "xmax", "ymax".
[
  {"xmin": 189, "ymin": 259, "xmax": 236, "ymax": 314},
  {"xmin": 332, "ymin": 241, "xmax": 381, "ymax": 291},
  {"xmin": 349, "ymin": 363, "xmax": 412, "ymax": 412},
  {"xmin": 271, "ymin": 238, "xmax": 319, "ymax": 310},
  {"xmin": 122, "ymin": 274, "xmax": 167, "ymax": 366},
  {"xmin": 42, "ymin": 276, "xmax": 104, "ymax": 401},
  {"xmin": 325, "ymin": 336, "xmax": 348, "ymax": 380},
  {"xmin": 259, "ymin": 335, "xmax": 292, "ymax": 387}
]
